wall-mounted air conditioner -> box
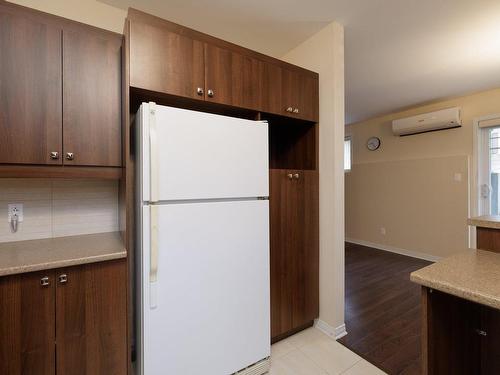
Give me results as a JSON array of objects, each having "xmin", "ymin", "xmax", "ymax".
[{"xmin": 392, "ymin": 107, "xmax": 462, "ymax": 136}]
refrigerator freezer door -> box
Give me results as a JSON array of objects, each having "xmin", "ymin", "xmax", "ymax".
[
  {"xmin": 139, "ymin": 103, "xmax": 269, "ymax": 202},
  {"xmin": 140, "ymin": 200, "xmax": 270, "ymax": 375}
]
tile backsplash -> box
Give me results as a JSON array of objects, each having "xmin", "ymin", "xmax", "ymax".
[{"xmin": 0, "ymin": 179, "xmax": 119, "ymax": 243}]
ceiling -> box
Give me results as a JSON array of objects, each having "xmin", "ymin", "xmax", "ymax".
[{"xmin": 100, "ymin": 0, "xmax": 500, "ymax": 124}]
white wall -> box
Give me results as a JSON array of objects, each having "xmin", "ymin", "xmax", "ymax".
[
  {"xmin": 6, "ymin": 0, "xmax": 126, "ymax": 33},
  {"xmin": 0, "ymin": 179, "xmax": 119, "ymax": 243},
  {"xmin": 282, "ymin": 22, "xmax": 346, "ymax": 337}
]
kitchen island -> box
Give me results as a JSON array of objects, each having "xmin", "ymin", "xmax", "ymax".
[
  {"xmin": 469, "ymin": 215, "xmax": 500, "ymax": 253},
  {"xmin": 411, "ymin": 249, "xmax": 500, "ymax": 374}
]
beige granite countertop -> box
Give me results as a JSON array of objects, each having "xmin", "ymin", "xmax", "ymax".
[
  {"xmin": 0, "ymin": 232, "xmax": 126, "ymax": 277},
  {"xmin": 468, "ymin": 215, "xmax": 500, "ymax": 229},
  {"xmin": 411, "ymin": 249, "xmax": 500, "ymax": 310}
]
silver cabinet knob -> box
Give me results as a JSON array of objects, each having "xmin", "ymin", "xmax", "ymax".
[
  {"xmin": 59, "ymin": 274, "xmax": 68, "ymax": 284},
  {"xmin": 286, "ymin": 107, "xmax": 293, "ymax": 113},
  {"xmin": 287, "ymin": 173, "xmax": 293, "ymax": 180},
  {"xmin": 65, "ymin": 152, "xmax": 74, "ymax": 160},
  {"xmin": 196, "ymin": 87, "xmax": 204, "ymax": 96},
  {"xmin": 207, "ymin": 89, "xmax": 214, "ymax": 98},
  {"xmin": 40, "ymin": 276, "xmax": 50, "ymax": 287},
  {"xmin": 50, "ymin": 151, "xmax": 59, "ymax": 160},
  {"xmin": 293, "ymin": 173, "xmax": 300, "ymax": 180},
  {"xmin": 476, "ymin": 329, "xmax": 488, "ymax": 337},
  {"xmin": 293, "ymin": 108, "xmax": 299, "ymax": 114}
]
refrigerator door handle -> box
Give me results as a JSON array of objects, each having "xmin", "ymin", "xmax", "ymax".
[
  {"xmin": 149, "ymin": 102, "xmax": 159, "ymax": 203},
  {"xmin": 150, "ymin": 205, "xmax": 159, "ymax": 309}
]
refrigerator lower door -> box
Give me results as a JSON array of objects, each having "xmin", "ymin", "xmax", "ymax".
[{"xmin": 139, "ymin": 200, "xmax": 270, "ymax": 375}]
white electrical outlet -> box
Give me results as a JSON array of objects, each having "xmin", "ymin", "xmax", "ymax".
[
  {"xmin": 8, "ymin": 203, "xmax": 23, "ymax": 223},
  {"xmin": 380, "ymin": 227, "xmax": 386, "ymax": 235}
]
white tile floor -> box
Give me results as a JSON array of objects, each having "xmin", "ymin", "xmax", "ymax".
[{"xmin": 269, "ymin": 327, "xmax": 387, "ymax": 375}]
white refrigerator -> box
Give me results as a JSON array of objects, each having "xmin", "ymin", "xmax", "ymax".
[{"xmin": 135, "ymin": 103, "xmax": 271, "ymax": 375}]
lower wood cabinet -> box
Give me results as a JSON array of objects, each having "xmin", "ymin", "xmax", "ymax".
[
  {"xmin": 0, "ymin": 259, "xmax": 127, "ymax": 375},
  {"xmin": 476, "ymin": 227, "xmax": 500, "ymax": 253},
  {"xmin": 270, "ymin": 169, "xmax": 319, "ymax": 340},
  {"xmin": 423, "ymin": 288, "xmax": 500, "ymax": 375}
]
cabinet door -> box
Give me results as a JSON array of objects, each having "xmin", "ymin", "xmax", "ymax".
[
  {"xmin": 63, "ymin": 29, "xmax": 122, "ymax": 167},
  {"xmin": 0, "ymin": 10, "xmax": 62, "ymax": 165},
  {"xmin": 204, "ymin": 44, "xmax": 262, "ymax": 110},
  {"xmin": 270, "ymin": 170, "xmax": 294, "ymax": 339},
  {"xmin": 270, "ymin": 170, "xmax": 319, "ymax": 339},
  {"xmin": 129, "ymin": 21, "xmax": 205, "ymax": 100},
  {"xmin": 291, "ymin": 170, "xmax": 319, "ymax": 328},
  {"xmin": 481, "ymin": 306, "xmax": 500, "ymax": 374},
  {"xmin": 0, "ymin": 270, "xmax": 56, "ymax": 375},
  {"xmin": 282, "ymin": 69, "xmax": 319, "ymax": 122},
  {"xmin": 425, "ymin": 289, "xmax": 481, "ymax": 375},
  {"xmin": 261, "ymin": 62, "xmax": 282, "ymax": 115},
  {"xmin": 56, "ymin": 259, "xmax": 127, "ymax": 375}
]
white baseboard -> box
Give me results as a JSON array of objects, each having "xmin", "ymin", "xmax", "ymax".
[
  {"xmin": 314, "ymin": 319, "xmax": 347, "ymax": 340},
  {"xmin": 345, "ymin": 238, "xmax": 441, "ymax": 262}
]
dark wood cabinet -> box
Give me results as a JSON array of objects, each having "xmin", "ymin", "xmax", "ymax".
[
  {"xmin": 270, "ymin": 170, "xmax": 293, "ymax": 338},
  {"xmin": 127, "ymin": 10, "xmax": 318, "ymax": 121},
  {"xmin": 282, "ymin": 68, "xmax": 319, "ymax": 122},
  {"xmin": 423, "ymin": 288, "xmax": 500, "ymax": 375},
  {"xmin": 480, "ymin": 306, "xmax": 500, "ymax": 374},
  {"xmin": 270, "ymin": 169, "xmax": 319, "ymax": 340},
  {"xmin": 129, "ymin": 21, "xmax": 205, "ymax": 100},
  {"xmin": 261, "ymin": 63, "xmax": 282, "ymax": 115},
  {"xmin": 0, "ymin": 270, "xmax": 56, "ymax": 375},
  {"xmin": 56, "ymin": 259, "xmax": 127, "ymax": 375},
  {"xmin": 292, "ymin": 170, "xmax": 319, "ymax": 328},
  {"xmin": 0, "ymin": 3, "xmax": 123, "ymax": 171},
  {"xmin": 0, "ymin": 9, "xmax": 62, "ymax": 165},
  {"xmin": 0, "ymin": 260, "xmax": 127, "ymax": 375},
  {"xmin": 476, "ymin": 227, "xmax": 500, "ymax": 253},
  {"xmin": 204, "ymin": 44, "xmax": 262, "ymax": 110},
  {"xmin": 63, "ymin": 29, "xmax": 122, "ymax": 167}
]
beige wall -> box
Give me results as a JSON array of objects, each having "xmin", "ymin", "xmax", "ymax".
[
  {"xmin": 6, "ymin": 0, "xmax": 126, "ymax": 33},
  {"xmin": 346, "ymin": 88, "xmax": 500, "ymax": 259},
  {"xmin": 282, "ymin": 22, "xmax": 346, "ymax": 336}
]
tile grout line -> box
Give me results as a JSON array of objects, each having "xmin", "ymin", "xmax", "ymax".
[{"xmin": 337, "ymin": 357, "xmax": 363, "ymax": 375}]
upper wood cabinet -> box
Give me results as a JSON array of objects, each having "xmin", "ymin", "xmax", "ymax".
[
  {"xmin": 282, "ymin": 68, "xmax": 319, "ymax": 122},
  {"xmin": 0, "ymin": 260, "xmax": 127, "ymax": 375},
  {"xmin": 261, "ymin": 63, "xmax": 282, "ymax": 115},
  {"xmin": 63, "ymin": 29, "xmax": 122, "ymax": 167},
  {"xmin": 129, "ymin": 21, "xmax": 205, "ymax": 100},
  {"xmin": 127, "ymin": 12, "xmax": 319, "ymax": 122},
  {"xmin": 204, "ymin": 44, "xmax": 262, "ymax": 110},
  {"xmin": 0, "ymin": 10, "xmax": 62, "ymax": 165},
  {"xmin": 0, "ymin": 4, "xmax": 123, "ymax": 168}
]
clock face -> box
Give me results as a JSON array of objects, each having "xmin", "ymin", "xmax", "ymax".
[{"xmin": 367, "ymin": 137, "xmax": 381, "ymax": 151}]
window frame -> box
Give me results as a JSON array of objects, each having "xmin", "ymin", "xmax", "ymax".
[{"xmin": 344, "ymin": 135, "xmax": 352, "ymax": 173}]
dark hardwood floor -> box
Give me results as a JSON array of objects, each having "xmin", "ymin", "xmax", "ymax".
[{"xmin": 339, "ymin": 242, "xmax": 432, "ymax": 375}]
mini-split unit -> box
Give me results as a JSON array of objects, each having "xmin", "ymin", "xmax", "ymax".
[{"xmin": 392, "ymin": 107, "xmax": 462, "ymax": 136}]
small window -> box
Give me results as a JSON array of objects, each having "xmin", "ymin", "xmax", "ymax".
[{"xmin": 344, "ymin": 136, "xmax": 352, "ymax": 172}]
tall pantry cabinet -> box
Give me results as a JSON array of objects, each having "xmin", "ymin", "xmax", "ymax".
[{"xmin": 125, "ymin": 9, "xmax": 320, "ymax": 343}]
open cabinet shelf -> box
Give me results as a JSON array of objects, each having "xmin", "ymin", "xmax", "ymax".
[{"xmin": 262, "ymin": 113, "xmax": 317, "ymax": 171}]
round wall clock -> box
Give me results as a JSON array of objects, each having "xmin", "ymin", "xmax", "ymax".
[{"xmin": 367, "ymin": 137, "xmax": 381, "ymax": 151}]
